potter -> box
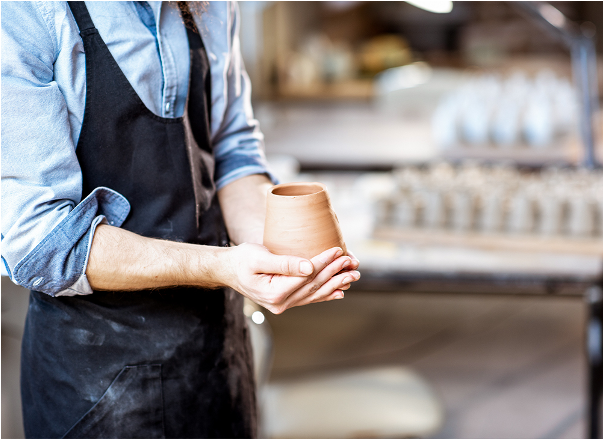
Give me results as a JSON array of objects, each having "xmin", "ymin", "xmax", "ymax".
[{"xmin": 3, "ymin": 3, "xmax": 362, "ymax": 438}]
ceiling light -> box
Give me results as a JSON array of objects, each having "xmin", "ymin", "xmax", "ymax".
[{"xmin": 406, "ymin": 0, "xmax": 453, "ymax": 14}]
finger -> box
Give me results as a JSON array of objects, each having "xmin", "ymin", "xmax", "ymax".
[
  {"xmin": 307, "ymin": 247, "xmax": 344, "ymax": 277},
  {"xmin": 333, "ymin": 250, "xmax": 358, "ymax": 274},
  {"xmin": 287, "ymin": 269, "xmax": 359, "ymax": 309},
  {"xmin": 346, "ymin": 249, "xmax": 360, "ymax": 270},
  {"xmin": 289, "ymin": 275, "xmax": 349, "ymax": 308},
  {"xmin": 335, "ymin": 264, "xmax": 358, "ymax": 275},
  {"xmin": 318, "ymin": 255, "xmax": 353, "ymax": 282},
  {"xmin": 260, "ymin": 247, "xmax": 345, "ymax": 308},
  {"xmin": 338, "ymin": 268, "xmax": 358, "ymax": 276},
  {"xmin": 279, "ymin": 257, "xmax": 349, "ymax": 309},
  {"xmin": 256, "ymin": 247, "xmax": 350, "ymax": 305},
  {"xmin": 265, "ymin": 246, "xmax": 343, "ymax": 279},
  {"xmin": 320, "ymin": 289, "xmax": 345, "ymax": 302},
  {"xmin": 258, "ymin": 252, "xmax": 315, "ymax": 277},
  {"xmin": 254, "ymin": 247, "xmax": 342, "ymax": 304},
  {"xmin": 301, "ymin": 255, "xmax": 352, "ymax": 297}
]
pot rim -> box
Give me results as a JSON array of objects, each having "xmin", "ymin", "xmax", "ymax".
[{"xmin": 269, "ymin": 182, "xmax": 326, "ymax": 198}]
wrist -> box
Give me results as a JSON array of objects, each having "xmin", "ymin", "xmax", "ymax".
[
  {"xmin": 184, "ymin": 244, "xmax": 234, "ymax": 289},
  {"xmin": 213, "ymin": 245, "xmax": 238, "ymax": 290},
  {"xmin": 155, "ymin": 241, "xmax": 224, "ymax": 289}
]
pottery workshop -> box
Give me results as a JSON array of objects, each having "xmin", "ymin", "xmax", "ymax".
[{"xmin": 1, "ymin": 1, "xmax": 602, "ymax": 439}]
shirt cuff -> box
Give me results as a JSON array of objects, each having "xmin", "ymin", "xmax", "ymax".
[
  {"xmin": 12, "ymin": 187, "xmax": 130, "ymax": 296},
  {"xmin": 54, "ymin": 215, "xmax": 107, "ymax": 296}
]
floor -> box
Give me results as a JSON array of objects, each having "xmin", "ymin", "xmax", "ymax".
[{"xmin": 1, "ymin": 277, "xmax": 588, "ymax": 438}]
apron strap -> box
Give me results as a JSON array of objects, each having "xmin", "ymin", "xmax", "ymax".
[{"xmin": 68, "ymin": 1, "xmax": 97, "ymax": 35}]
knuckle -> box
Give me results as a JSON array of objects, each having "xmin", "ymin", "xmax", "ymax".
[
  {"xmin": 267, "ymin": 291, "xmax": 289, "ymax": 307},
  {"xmin": 308, "ymin": 282, "xmax": 321, "ymax": 294},
  {"xmin": 275, "ymin": 291, "xmax": 289, "ymax": 304},
  {"xmin": 272, "ymin": 305, "xmax": 286, "ymax": 315},
  {"xmin": 328, "ymin": 261, "xmax": 344, "ymax": 275},
  {"xmin": 280, "ymin": 258, "xmax": 292, "ymax": 275},
  {"xmin": 340, "ymin": 275, "xmax": 351, "ymax": 284},
  {"xmin": 265, "ymin": 295, "xmax": 279, "ymax": 307}
]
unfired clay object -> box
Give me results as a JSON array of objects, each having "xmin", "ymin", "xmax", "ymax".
[{"xmin": 263, "ymin": 182, "xmax": 347, "ymax": 260}]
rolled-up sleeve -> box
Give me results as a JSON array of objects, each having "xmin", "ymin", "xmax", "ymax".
[
  {"xmin": 1, "ymin": 2, "xmax": 130, "ymax": 297},
  {"xmin": 209, "ymin": 2, "xmax": 278, "ymax": 190}
]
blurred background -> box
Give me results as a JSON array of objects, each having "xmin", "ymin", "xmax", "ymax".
[{"xmin": 2, "ymin": 1, "xmax": 602, "ymax": 439}]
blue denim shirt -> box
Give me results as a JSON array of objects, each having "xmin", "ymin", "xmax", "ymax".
[{"xmin": 1, "ymin": 1, "xmax": 276, "ymax": 296}]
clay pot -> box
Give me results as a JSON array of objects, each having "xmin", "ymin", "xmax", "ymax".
[{"xmin": 263, "ymin": 182, "xmax": 347, "ymax": 260}]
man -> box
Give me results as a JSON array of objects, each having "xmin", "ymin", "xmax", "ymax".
[{"xmin": 1, "ymin": 2, "xmax": 360, "ymax": 438}]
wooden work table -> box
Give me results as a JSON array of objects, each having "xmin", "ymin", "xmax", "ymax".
[{"xmin": 350, "ymin": 231, "xmax": 602, "ymax": 296}]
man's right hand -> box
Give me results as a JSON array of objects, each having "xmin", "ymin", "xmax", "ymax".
[{"xmin": 221, "ymin": 243, "xmax": 360, "ymax": 315}]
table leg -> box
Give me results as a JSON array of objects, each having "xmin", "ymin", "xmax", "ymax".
[{"xmin": 586, "ymin": 284, "xmax": 602, "ymax": 439}]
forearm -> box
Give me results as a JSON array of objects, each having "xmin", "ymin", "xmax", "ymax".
[
  {"xmin": 218, "ymin": 174, "xmax": 273, "ymax": 245},
  {"xmin": 86, "ymin": 224, "xmax": 229, "ymax": 291},
  {"xmin": 87, "ymin": 173, "xmax": 272, "ymax": 292}
]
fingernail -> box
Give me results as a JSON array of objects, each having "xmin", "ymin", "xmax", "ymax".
[
  {"xmin": 342, "ymin": 259, "xmax": 350, "ymax": 269},
  {"xmin": 335, "ymin": 248, "xmax": 343, "ymax": 257},
  {"xmin": 336, "ymin": 291, "xmax": 344, "ymax": 299},
  {"xmin": 343, "ymin": 276, "xmax": 352, "ymax": 284},
  {"xmin": 300, "ymin": 261, "xmax": 313, "ymax": 275}
]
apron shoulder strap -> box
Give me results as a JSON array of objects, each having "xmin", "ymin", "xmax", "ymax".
[{"xmin": 68, "ymin": 1, "xmax": 96, "ymax": 34}]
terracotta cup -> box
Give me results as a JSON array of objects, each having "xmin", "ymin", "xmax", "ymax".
[{"xmin": 263, "ymin": 182, "xmax": 347, "ymax": 260}]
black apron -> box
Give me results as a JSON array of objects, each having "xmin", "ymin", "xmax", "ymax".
[{"xmin": 20, "ymin": 2, "xmax": 257, "ymax": 438}]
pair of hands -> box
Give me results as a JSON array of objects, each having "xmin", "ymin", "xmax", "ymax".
[{"xmin": 224, "ymin": 243, "xmax": 360, "ymax": 315}]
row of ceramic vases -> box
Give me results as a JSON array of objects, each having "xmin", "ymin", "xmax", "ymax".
[{"xmin": 376, "ymin": 190, "xmax": 603, "ymax": 237}]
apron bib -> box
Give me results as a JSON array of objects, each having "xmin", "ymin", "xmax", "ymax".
[{"xmin": 20, "ymin": 3, "xmax": 257, "ymax": 438}]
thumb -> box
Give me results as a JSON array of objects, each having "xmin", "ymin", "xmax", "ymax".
[{"xmin": 262, "ymin": 253, "xmax": 314, "ymax": 276}]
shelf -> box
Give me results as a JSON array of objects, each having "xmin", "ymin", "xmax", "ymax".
[
  {"xmin": 373, "ymin": 226, "xmax": 602, "ymax": 256},
  {"xmin": 276, "ymin": 79, "xmax": 374, "ymax": 100},
  {"xmin": 438, "ymin": 143, "xmax": 579, "ymax": 167}
]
